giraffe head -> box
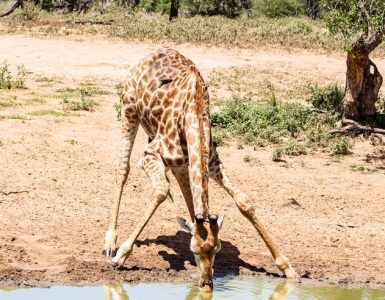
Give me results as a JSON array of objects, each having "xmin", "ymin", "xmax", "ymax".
[{"xmin": 177, "ymin": 214, "xmax": 224, "ymax": 292}]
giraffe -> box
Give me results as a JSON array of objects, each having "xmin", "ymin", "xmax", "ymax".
[{"xmin": 103, "ymin": 47, "xmax": 299, "ymax": 292}]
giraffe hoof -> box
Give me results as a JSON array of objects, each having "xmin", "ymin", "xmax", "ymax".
[
  {"xmin": 284, "ymin": 267, "xmax": 300, "ymax": 280},
  {"xmin": 102, "ymin": 247, "xmax": 119, "ymax": 257}
]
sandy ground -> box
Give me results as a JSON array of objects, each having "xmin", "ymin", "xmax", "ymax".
[{"xmin": 0, "ymin": 35, "xmax": 385, "ymax": 289}]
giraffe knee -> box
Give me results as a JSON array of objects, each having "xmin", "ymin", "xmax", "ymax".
[
  {"xmin": 235, "ymin": 193, "xmax": 255, "ymax": 217},
  {"xmin": 153, "ymin": 182, "xmax": 169, "ymax": 205},
  {"xmin": 115, "ymin": 165, "xmax": 130, "ymax": 185}
]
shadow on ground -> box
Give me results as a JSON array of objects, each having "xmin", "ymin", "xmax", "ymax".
[{"xmin": 135, "ymin": 231, "xmax": 267, "ymax": 276}]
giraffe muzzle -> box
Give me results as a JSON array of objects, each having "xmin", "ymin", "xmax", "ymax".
[{"xmin": 199, "ymin": 279, "xmax": 213, "ymax": 292}]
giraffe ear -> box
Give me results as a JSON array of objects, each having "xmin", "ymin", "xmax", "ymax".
[
  {"xmin": 217, "ymin": 215, "xmax": 224, "ymax": 230},
  {"xmin": 177, "ymin": 216, "xmax": 194, "ymax": 234}
]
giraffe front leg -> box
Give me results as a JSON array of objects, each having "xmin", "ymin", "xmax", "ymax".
[
  {"xmin": 111, "ymin": 152, "xmax": 169, "ymax": 267},
  {"xmin": 103, "ymin": 102, "xmax": 139, "ymax": 257},
  {"xmin": 209, "ymin": 160, "xmax": 299, "ymax": 279}
]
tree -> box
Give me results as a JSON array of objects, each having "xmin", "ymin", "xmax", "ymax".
[
  {"xmin": 307, "ymin": 0, "xmax": 319, "ymax": 19},
  {"xmin": 169, "ymin": 0, "xmax": 179, "ymax": 20},
  {"xmin": 323, "ymin": 0, "xmax": 385, "ymax": 121}
]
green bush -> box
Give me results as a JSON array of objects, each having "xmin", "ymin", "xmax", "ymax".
[
  {"xmin": 0, "ymin": 63, "xmax": 27, "ymax": 90},
  {"xmin": 283, "ymin": 140, "xmax": 307, "ymax": 156},
  {"xmin": 0, "ymin": 63, "xmax": 12, "ymax": 89},
  {"xmin": 307, "ymin": 83, "xmax": 344, "ymax": 111},
  {"xmin": 330, "ymin": 136, "xmax": 352, "ymax": 156},
  {"xmin": 254, "ymin": 0, "xmax": 305, "ymax": 18},
  {"xmin": 212, "ymin": 128, "xmax": 227, "ymax": 146},
  {"xmin": 211, "ymin": 98, "xmax": 335, "ymax": 147},
  {"xmin": 272, "ymin": 147, "xmax": 284, "ymax": 161},
  {"xmin": 16, "ymin": 2, "xmax": 42, "ymax": 20}
]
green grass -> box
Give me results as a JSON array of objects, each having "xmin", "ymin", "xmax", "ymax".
[
  {"xmin": 0, "ymin": 95, "xmax": 18, "ymax": 108},
  {"xmin": 350, "ymin": 164, "xmax": 378, "ymax": 174},
  {"xmin": 28, "ymin": 109, "xmax": 68, "ymax": 117},
  {"xmin": 243, "ymin": 154, "xmax": 261, "ymax": 166},
  {"xmin": 0, "ymin": 114, "xmax": 29, "ymax": 120},
  {"xmin": 65, "ymin": 138, "xmax": 78, "ymax": 145},
  {"xmin": 57, "ymin": 82, "xmax": 107, "ymax": 111},
  {"xmin": 25, "ymin": 94, "xmax": 47, "ymax": 105}
]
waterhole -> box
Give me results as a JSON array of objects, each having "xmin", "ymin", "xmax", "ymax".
[{"xmin": 1, "ymin": 276, "xmax": 384, "ymax": 299}]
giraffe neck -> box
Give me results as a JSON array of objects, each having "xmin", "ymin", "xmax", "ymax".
[{"xmin": 184, "ymin": 67, "xmax": 211, "ymax": 217}]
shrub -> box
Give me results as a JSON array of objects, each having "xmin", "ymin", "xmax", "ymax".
[
  {"xmin": 114, "ymin": 102, "xmax": 122, "ymax": 121},
  {"xmin": 211, "ymin": 98, "xmax": 335, "ymax": 147},
  {"xmin": 283, "ymin": 140, "xmax": 307, "ymax": 156},
  {"xmin": 272, "ymin": 147, "xmax": 283, "ymax": 161},
  {"xmin": 307, "ymin": 83, "xmax": 344, "ymax": 111},
  {"xmin": 0, "ymin": 63, "xmax": 27, "ymax": 89},
  {"xmin": 254, "ymin": 0, "xmax": 305, "ymax": 18},
  {"xmin": 16, "ymin": 2, "xmax": 41, "ymax": 20},
  {"xmin": 212, "ymin": 128, "xmax": 227, "ymax": 146},
  {"xmin": 330, "ymin": 136, "xmax": 352, "ymax": 156}
]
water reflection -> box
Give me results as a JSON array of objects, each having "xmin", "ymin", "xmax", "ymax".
[
  {"xmin": 104, "ymin": 279, "xmax": 294, "ymax": 300},
  {"xmin": 1, "ymin": 277, "xmax": 385, "ymax": 300},
  {"xmin": 105, "ymin": 285, "xmax": 129, "ymax": 300}
]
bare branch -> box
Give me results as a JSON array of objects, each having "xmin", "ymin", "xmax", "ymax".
[
  {"xmin": 0, "ymin": 0, "xmax": 22, "ymax": 18},
  {"xmin": 329, "ymin": 119, "xmax": 385, "ymax": 135},
  {"xmin": 360, "ymin": 2, "xmax": 373, "ymax": 34}
]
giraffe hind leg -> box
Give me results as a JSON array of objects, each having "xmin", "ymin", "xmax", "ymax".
[
  {"xmin": 103, "ymin": 102, "xmax": 139, "ymax": 257},
  {"xmin": 208, "ymin": 158, "xmax": 299, "ymax": 279},
  {"xmin": 111, "ymin": 150, "xmax": 169, "ymax": 267}
]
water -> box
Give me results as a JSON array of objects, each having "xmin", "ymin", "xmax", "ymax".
[{"xmin": 1, "ymin": 276, "xmax": 385, "ymax": 300}]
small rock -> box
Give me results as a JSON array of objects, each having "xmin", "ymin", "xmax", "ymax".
[{"xmin": 282, "ymin": 198, "xmax": 302, "ymax": 208}]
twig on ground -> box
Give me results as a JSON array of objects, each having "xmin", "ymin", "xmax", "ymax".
[{"xmin": 0, "ymin": 190, "xmax": 29, "ymax": 195}]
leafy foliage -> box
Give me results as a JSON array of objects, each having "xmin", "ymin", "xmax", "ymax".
[
  {"xmin": 183, "ymin": 0, "xmax": 252, "ymax": 17},
  {"xmin": 322, "ymin": 0, "xmax": 385, "ymax": 43},
  {"xmin": 211, "ymin": 98, "xmax": 336, "ymax": 147},
  {"xmin": 254, "ymin": 0, "xmax": 305, "ymax": 18},
  {"xmin": 307, "ymin": 83, "xmax": 344, "ymax": 111}
]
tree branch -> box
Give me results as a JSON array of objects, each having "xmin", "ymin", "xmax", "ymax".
[
  {"xmin": 360, "ymin": 3, "xmax": 372, "ymax": 34},
  {"xmin": 0, "ymin": 0, "xmax": 22, "ymax": 18},
  {"xmin": 329, "ymin": 118, "xmax": 385, "ymax": 135}
]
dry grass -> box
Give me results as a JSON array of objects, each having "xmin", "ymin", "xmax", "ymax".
[
  {"xmin": 207, "ymin": 65, "xmax": 343, "ymax": 104},
  {"xmin": 1, "ymin": 7, "xmax": 377, "ymax": 53}
]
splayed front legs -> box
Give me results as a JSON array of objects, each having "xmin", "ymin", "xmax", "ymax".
[{"xmin": 209, "ymin": 159, "xmax": 299, "ymax": 279}]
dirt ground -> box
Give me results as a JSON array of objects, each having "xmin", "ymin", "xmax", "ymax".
[{"xmin": 0, "ymin": 35, "xmax": 385, "ymax": 289}]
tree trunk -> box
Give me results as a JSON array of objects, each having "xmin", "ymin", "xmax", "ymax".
[
  {"xmin": 307, "ymin": 0, "xmax": 319, "ymax": 19},
  {"xmin": 169, "ymin": 0, "xmax": 179, "ymax": 21},
  {"xmin": 341, "ymin": 33, "xmax": 384, "ymax": 121}
]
